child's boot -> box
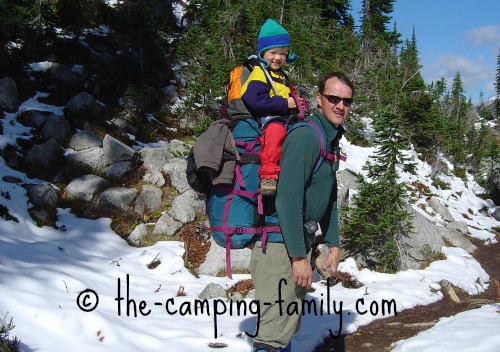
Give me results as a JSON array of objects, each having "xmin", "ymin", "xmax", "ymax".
[{"xmin": 260, "ymin": 178, "xmax": 277, "ymax": 196}]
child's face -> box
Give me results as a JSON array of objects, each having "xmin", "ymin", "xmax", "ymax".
[{"xmin": 262, "ymin": 47, "xmax": 289, "ymax": 70}]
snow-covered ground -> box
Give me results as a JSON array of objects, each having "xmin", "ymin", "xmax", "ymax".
[{"xmin": 1, "ymin": 90, "xmax": 499, "ymax": 351}]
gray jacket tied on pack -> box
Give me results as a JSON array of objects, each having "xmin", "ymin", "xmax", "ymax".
[{"xmin": 193, "ymin": 120, "xmax": 239, "ymax": 185}]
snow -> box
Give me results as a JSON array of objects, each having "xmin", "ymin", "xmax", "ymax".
[
  {"xmin": 391, "ymin": 304, "xmax": 500, "ymax": 352},
  {"xmin": 1, "ymin": 90, "xmax": 499, "ymax": 351}
]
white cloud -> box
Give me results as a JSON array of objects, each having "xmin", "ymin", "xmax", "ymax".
[
  {"xmin": 465, "ymin": 25, "xmax": 500, "ymax": 46},
  {"xmin": 422, "ymin": 53, "xmax": 496, "ymax": 100}
]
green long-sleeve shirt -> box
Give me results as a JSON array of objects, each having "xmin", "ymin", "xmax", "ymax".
[{"xmin": 275, "ymin": 112, "xmax": 343, "ymax": 257}]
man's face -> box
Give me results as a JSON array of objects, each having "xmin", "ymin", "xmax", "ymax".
[{"xmin": 316, "ymin": 77, "xmax": 353, "ymax": 128}]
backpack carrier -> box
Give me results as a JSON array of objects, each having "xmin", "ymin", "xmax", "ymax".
[
  {"xmin": 186, "ymin": 57, "xmax": 343, "ymax": 278},
  {"xmin": 206, "ymin": 115, "xmax": 343, "ymax": 278}
]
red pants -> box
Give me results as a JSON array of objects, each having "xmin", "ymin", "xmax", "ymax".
[{"xmin": 259, "ymin": 122, "xmax": 286, "ymax": 179}]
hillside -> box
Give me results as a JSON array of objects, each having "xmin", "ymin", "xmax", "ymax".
[{"xmin": 1, "ymin": 1, "xmax": 499, "ymax": 351}]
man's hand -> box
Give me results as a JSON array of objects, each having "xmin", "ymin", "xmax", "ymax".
[
  {"xmin": 292, "ymin": 257, "xmax": 312, "ymax": 288},
  {"xmin": 322, "ymin": 247, "xmax": 341, "ymax": 276}
]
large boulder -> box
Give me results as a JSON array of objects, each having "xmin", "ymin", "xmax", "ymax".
[
  {"xmin": 428, "ymin": 197, "xmax": 455, "ymax": 222},
  {"xmin": 163, "ymin": 158, "xmax": 191, "ymax": 193},
  {"xmin": 139, "ymin": 147, "xmax": 171, "ymax": 187},
  {"xmin": 170, "ymin": 189, "xmax": 206, "ymax": 223},
  {"xmin": 50, "ymin": 63, "xmax": 77, "ymax": 88},
  {"xmin": 197, "ymin": 237, "xmax": 252, "ymax": 277},
  {"xmin": 134, "ymin": 185, "xmax": 163, "ymax": 214},
  {"xmin": 0, "ymin": 77, "xmax": 18, "ymax": 112},
  {"xmin": 24, "ymin": 139, "xmax": 65, "ymax": 178},
  {"xmin": 23, "ymin": 183, "xmax": 60, "ymax": 209},
  {"xmin": 65, "ymin": 174, "xmax": 110, "ymax": 202},
  {"xmin": 65, "ymin": 92, "xmax": 102, "ymax": 126},
  {"xmin": 68, "ymin": 130, "xmax": 102, "ymax": 151},
  {"xmin": 41, "ymin": 115, "xmax": 72, "ymax": 145},
  {"xmin": 102, "ymin": 134, "xmax": 135, "ymax": 166},
  {"xmin": 17, "ymin": 110, "xmax": 51, "ymax": 129},
  {"xmin": 65, "ymin": 147, "xmax": 106, "ymax": 175},
  {"xmin": 99, "ymin": 187, "xmax": 137, "ymax": 212},
  {"xmin": 398, "ymin": 207, "xmax": 445, "ymax": 270}
]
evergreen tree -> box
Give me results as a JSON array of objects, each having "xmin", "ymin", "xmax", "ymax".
[
  {"xmin": 360, "ymin": 0, "xmax": 396, "ymax": 51},
  {"xmin": 496, "ymin": 50, "xmax": 500, "ymax": 118},
  {"xmin": 449, "ymin": 73, "xmax": 474, "ymax": 170},
  {"xmin": 485, "ymin": 138, "xmax": 500, "ymax": 198},
  {"xmin": 353, "ymin": 0, "xmax": 400, "ymax": 117},
  {"xmin": 111, "ymin": 0, "xmax": 168, "ymax": 83},
  {"xmin": 477, "ymin": 91, "xmax": 494, "ymax": 121},
  {"xmin": 0, "ymin": 0, "xmax": 59, "ymax": 73},
  {"xmin": 341, "ymin": 107, "xmax": 415, "ymax": 272},
  {"xmin": 320, "ymin": 0, "xmax": 354, "ymax": 28},
  {"xmin": 55, "ymin": 0, "xmax": 109, "ymax": 40},
  {"xmin": 399, "ymin": 28, "xmax": 424, "ymax": 93},
  {"xmin": 399, "ymin": 28, "xmax": 432, "ymax": 152}
]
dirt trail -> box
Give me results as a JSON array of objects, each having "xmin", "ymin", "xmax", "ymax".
[{"xmin": 313, "ymin": 238, "xmax": 500, "ymax": 352}]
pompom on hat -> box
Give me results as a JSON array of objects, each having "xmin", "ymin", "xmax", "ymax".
[{"xmin": 257, "ymin": 18, "xmax": 297, "ymax": 66}]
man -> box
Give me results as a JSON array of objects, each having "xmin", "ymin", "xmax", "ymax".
[{"xmin": 250, "ymin": 72, "xmax": 354, "ymax": 352}]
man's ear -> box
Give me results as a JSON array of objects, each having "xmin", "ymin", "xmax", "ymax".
[{"xmin": 316, "ymin": 93, "xmax": 322, "ymax": 109}]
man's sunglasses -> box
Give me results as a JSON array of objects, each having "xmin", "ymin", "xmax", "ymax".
[{"xmin": 320, "ymin": 93, "xmax": 353, "ymax": 107}]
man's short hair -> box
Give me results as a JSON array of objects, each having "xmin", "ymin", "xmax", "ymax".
[{"xmin": 318, "ymin": 72, "xmax": 355, "ymax": 96}]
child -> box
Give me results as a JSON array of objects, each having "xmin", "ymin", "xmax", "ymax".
[{"xmin": 241, "ymin": 18, "xmax": 302, "ymax": 196}]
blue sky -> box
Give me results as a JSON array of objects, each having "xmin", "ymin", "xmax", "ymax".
[{"xmin": 350, "ymin": 0, "xmax": 500, "ymax": 103}]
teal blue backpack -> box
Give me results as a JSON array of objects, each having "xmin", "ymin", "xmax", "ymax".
[{"xmin": 204, "ymin": 116, "xmax": 344, "ymax": 278}]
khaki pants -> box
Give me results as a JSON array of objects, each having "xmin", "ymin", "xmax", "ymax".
[{"xmin": 250, "ymin": 242, "xmax": 310, "ymax": 349}]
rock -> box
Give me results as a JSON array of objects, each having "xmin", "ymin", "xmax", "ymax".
[
  {"xmin": 0, "ymin": 77, "xmax": 18, "ymax": 112},
  {"xmin": 428, "ymin": 197, "xmax": 455, "ymax": 222},
  {"xmin": 50, "ymin": 63, "xmax": 77, "ymax": 87},
  {"xmin": 102, "ymin": 134, "xmax": 136, "ymax": 166},
  {"xmin": 65, "ymin": 174, "xmax": 110, "ymax": 202},
  {"xmin": 17, "ymin": 110, "xmax": 50, "ymax": 128},
  {"xmin": 440, "ymin": 279, "xmax": 461, "ymax": 303},
  {"xmin": 99, "ymin": 187, "xmax": 137, "ymax": 212},
  {"xmin": 140, "ymin": 147, "xmax": 171, "ymax": 187},
  {"xmin": 198, "ymin": 282, "xmax": 227, "ymax": 300},
  {"xmin": 41, "ymin": 114, "xmax": 72, "ymax": 145},
  {"xmin": 134, "ymin": 185, "xmax": 163, "ymax": 214},
  {"xmin": 197, "ymin": 237, "xmax": 251, "ymax": 277},
  {"xmin": 23, "ymin": 183, "xmax": 60, "ymax": 208},
  {"xmin": 445, "ymin": 221, "xmax": 469, "ymax": 235},
  {"xmin": 492, "ymin": 207, "xmax": 500, "ymax": 221},
  {"xmin": 68, "ymin": 130, "xmax": 103, "ymax": 151},
  {"xmin": 170, "ymin": 189, "xmax": 206, "ymax": 223},
  {"xmin": 438, "ymin": 226, "xmax": 477, "ymax": 254},
  {"xmin": 102, "ymin": 161, "xmax": 133, "ymax": 180},
  {"xmin": 398, "ymin": 207, "xmax": 445, "ymax": 270},
  {"xmin": 65, "ymin": 92, "xmax": 102, "ymax": 124},
  {"xmin": 2, "ymin": 176, "xmax": 22, "ymax": 183},
  {"xmin": 163, "ymin": 158, "xmax": 191, "ymax": 193},
  {"xmin": 128, "ymin": 223, "xmax": 148, "ymax": 246},
  {"xmin": 65, "ymin": 147, "xmax": 106, "ymax": 174},
  {"xmin": 490, "ymin": 168, "xmax": 500, "ymax": 205},
  {"xmin": 152, "ymin": 213, "xmax": 182, "ymax": 236},
  {"xmin": 24, "ymin": 139, "xmax": 65, "ymax": 174}
]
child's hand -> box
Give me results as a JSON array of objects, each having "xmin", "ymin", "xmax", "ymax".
[{"xmin": 287, "ymin": 96, "xmax": 297, "ymax": 109}]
